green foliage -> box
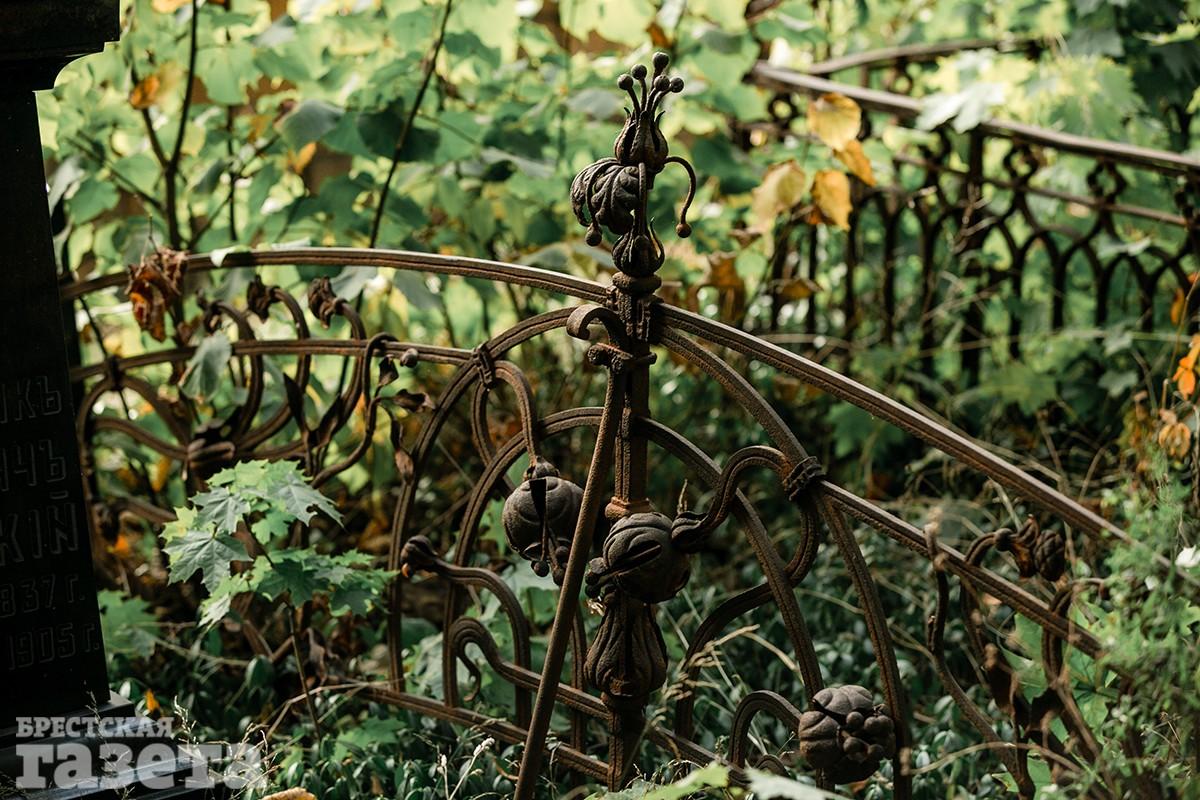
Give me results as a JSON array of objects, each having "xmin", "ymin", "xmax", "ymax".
[
  {"xmin": 1087, "ymin": 456, "xmax": 1200, "ymax": 796},
  {"xmin": 98, "ymin": 589, "xmax": 161, "ymax": 658},
  {"xmin": 588, "ymin": 762, "xmax": 845, "ymax": 799},
  {"xmin": 163, "ymin": 459, "xmax": 390, "ymax": 626},
  {"xmin": 52, "ymin": 1, "xmax": 1200, "ymax": 798}
]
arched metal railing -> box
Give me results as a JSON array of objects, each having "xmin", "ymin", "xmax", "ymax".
[{"xmin": 63, "ymin": 53, "xmax": 1168, "ymax": 798}]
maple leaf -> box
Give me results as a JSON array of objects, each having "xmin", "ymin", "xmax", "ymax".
[
  {"xmin": 248, "ymin": 554, "xmax": 323, "ymax": 605},
  {"xmin": 193, "ymin": 487, "xmax": 252, "ymax": 533},
  {"xmin": 164, "ymin": 529, "xmax": 249, "ymax": 592},
  {"xmin": 264, "ymin": 461, "xmax": 343, "ymax": 524}
]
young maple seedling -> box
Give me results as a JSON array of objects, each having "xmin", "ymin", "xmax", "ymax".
[{"xmin": 163, "ymin": 459, "xmax": 393, "ymax": 737}]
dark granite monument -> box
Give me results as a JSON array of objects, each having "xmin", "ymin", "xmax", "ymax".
[
  {"xmin": 0, "ymin": 5, "xmax": 230, "ymax": 797},
  {"xmin": 0, "ymin": 0, "xmax": 119, "ymax": 733}
]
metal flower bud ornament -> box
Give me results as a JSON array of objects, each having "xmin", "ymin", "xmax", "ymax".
[
  {"xmin": 570, "ymin": 52, "xmax": 697, "ymax": 284},
  {"xmin": 502, "ymin": 459, "xmax": 584, "ymax": 583},
  {"xmin": 797, "ymin": 685, "xmax": 897, "ymax": 784}
]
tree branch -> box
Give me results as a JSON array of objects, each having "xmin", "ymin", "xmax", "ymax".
[
  {"xmin": 368, "ymin": 0, "xmax": 456, "ymax": 248},
  {"xmin": 165, "ymin": 0, "xmax": 200, "ymax": 248}
]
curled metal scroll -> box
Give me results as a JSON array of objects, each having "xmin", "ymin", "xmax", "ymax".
[{"xmin": 62, "ymin": 49, "xmax": 1148, "ymax": 800}]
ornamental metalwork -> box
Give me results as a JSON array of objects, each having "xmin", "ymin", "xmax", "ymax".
[
  {"xmin": 751, "ymin": 57, "xmax": 1200, "ymax": 387},
  {"xmin": 65, "ymin": 49, "xmax": 1162, "ymax": 799}
]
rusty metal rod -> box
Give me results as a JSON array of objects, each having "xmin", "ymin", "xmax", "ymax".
[{"xmin": 512, "ymin": 370, "xmax": 627, "ymax": 798}]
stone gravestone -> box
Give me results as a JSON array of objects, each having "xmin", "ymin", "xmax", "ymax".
[
  {"xmin": 0, "ymin": 5, "xmax": 233, "ymax": 796},
  {"xmin": 0, "ymin": 0, "xmax": 118, "ymax": 733}
]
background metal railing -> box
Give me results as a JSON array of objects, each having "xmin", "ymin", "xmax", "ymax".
[{"xmin": 749, "ymin": 56, "xmax": 1200, "ymax": 386}]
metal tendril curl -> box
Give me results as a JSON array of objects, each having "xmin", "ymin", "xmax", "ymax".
[{"xmin": 570, "ymin": 51, "xmax": 698, "ymax": 281}]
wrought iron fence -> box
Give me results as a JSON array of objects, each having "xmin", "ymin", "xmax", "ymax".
[
  {"xmin": 62, "ymin": 53, "xmax": 1169, "ymax": 798},
  {"xmin": 805, "ymin": 38, "xmax": 1041, "ymax": 95},
  {"xmin": 750, "ymin": 57, "xmax": 1200, "ymax": 384}
]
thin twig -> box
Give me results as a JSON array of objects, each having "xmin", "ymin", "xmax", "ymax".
[
  {"xmin": 368, "ymin": 0, "xmax": 456, "ymax": 248},
  {"xmin": 165, "ymin": 0, "xmax": 200, "ymax": 248}
]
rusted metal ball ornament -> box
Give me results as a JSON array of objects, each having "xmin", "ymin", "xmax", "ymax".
[
  {"xmin": 502, "ymin": 460, "xmax": 583, "ymax": 576},
  {"xmin": 600, "ymin": 512, "xmax": 691, "ymax": 604},
  {"xmin": 797, "ymin": 685, "xmax": 896, "ymax": 784}
]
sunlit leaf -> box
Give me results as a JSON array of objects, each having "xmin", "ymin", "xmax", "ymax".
[
  {"xmin": 810, "ymin": 169, "xmax": 852, "ymax": 230},
  {"xmin": 806, "ymin": 92, "xmax": 861, "ymax": 150},
  {"xmin": 750, "ymin": 160, "xmax": 806, "ymax": 233},
  {"xmin": 129, "ymin": 74, "xmax": 161, "ymax": 110},
  {"xmin": 834, "ymin": 139, "xmax": 875, "ymax": 186}
]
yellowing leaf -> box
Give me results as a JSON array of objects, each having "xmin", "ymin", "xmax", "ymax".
[
  {"xmin": 707, "ymin": 254, "xmax": 744, "ymax": 292},
  {"xmin": 1173, "ymin": 334, "xmax": 1200, "ymax": 399},
  {"xmin": 248, "ymin": 113, "xmax": 273, "ymax": 144},
  {"xmin": 1171, "ymin": 287, "xmax": 1186, "ymax": 325},
  {"xmin": 1181, "ymin": 334, "xmax": 1200, "ymax": 371},
  {"xmin": 151, "ymin": 455, "xmax": 172, "ymax": 493},
  {"xmin": 152, "ymin": 0, "xmax": 191, "ymax": 12},
  {"xmin": 112, "ymin": 533, "xmax": 132, "ymax": 557},
  {"xmin": 117, "ymin": 466, "xmax": 139, "ymax": 490},
  {"xmin": 807, "ymin": 93, "xmax": 861, "ymax": 151},
  {"xmin": 810, "ymin": 170, "xmax": 852, "ymax": 230},
  {"xmin": 775, "ymin": 277, "xmax": 820, "ymax": 300},
  {"xmin": 262, "ymin": 790, "xmax": 316, "ymax": 800},
  {"xmin": 287, "ymin": 142, "xmax": 317, "ymax": 174},
  {"xmin": 750, "ymin": 161, "xmax": 806, "ymax": 234},
  {"xmin": 144, "ymin": 689, "xmax": 160, "ymax": 714},
  {"xmin": 834, "ymin": 140, "xmax": 875, "ymax": 186},
  {"xmin": 130, "ymin": 74, "xmax": 161, "ymax": 110},
  {"xmin": 687, "ymin": 253, "xmax": 746, "ymax": 322},
  {"xmin": 1176, "ymin": 368, "xmax": 1197, "ymax": 398}
]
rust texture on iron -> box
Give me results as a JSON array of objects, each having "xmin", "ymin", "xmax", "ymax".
[{"xmin": 62, "ymin": 49, "xmax": 1162, "ymax": 800}]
